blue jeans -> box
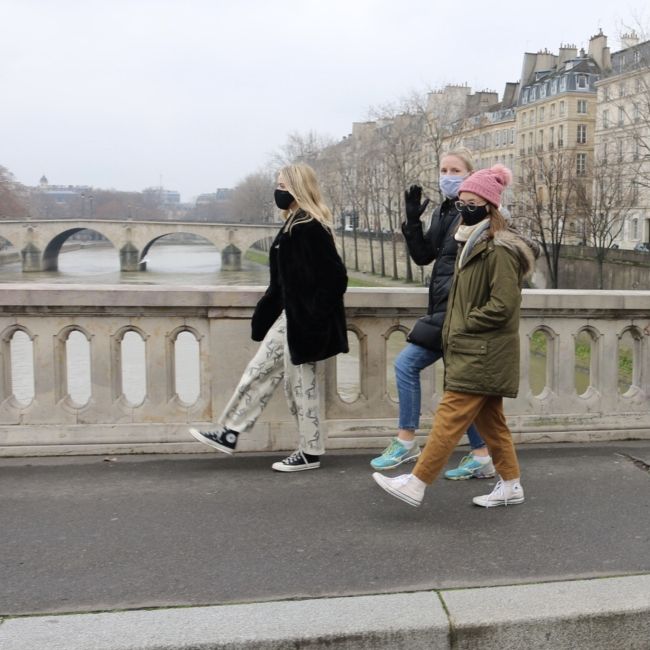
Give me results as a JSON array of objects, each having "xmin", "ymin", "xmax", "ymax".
[{"xmin": 394, "ymin": 343, "xmax": 486, "ymax": 450}]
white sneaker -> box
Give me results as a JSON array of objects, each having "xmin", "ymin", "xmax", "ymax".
[
  {"xmin": 372, "ymin": 472, "xmax": 425, "ymax": 507},
  {"xmin": 473, "ymin": 479, "xmax": 525, "ymax": 508}
]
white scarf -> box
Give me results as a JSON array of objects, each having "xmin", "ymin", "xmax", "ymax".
[{"xmin": 455, "ymin": 218, "xmax": 491, "ymax": 269}]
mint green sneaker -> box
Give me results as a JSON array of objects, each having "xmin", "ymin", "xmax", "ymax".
[
  {"xmin": 370, "ymin": 438, "xmax": 421, "ymax": 470},
  {"xmin": 444, "ymin": 454, "xmax": 496, "ymax": 480}
]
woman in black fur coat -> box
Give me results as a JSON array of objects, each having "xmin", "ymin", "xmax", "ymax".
[{"xmin": 190, "ymin": 163, "xmax": 348, "ymax": 472}]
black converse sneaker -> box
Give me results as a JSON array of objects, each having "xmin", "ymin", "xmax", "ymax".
[
  {"xmin": 271, "ymin": 450, "xmax": 321, "ymax": 472},
  {"xmin": 189, "ymin": 427, "xmax": 239, "ymax": 455}
]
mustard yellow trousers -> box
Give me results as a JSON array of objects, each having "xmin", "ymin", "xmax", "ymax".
[{"xmin": 413, "ymin": 390, "xmax": 520, "ymax": 484}]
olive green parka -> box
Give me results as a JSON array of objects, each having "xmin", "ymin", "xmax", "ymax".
[{"xmin": 442, "ymin": 227, "xmax": 536, "ymax": 398}]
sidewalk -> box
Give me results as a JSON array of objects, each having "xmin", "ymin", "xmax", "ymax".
[{"xmin": 1, "ymin": 441, "xmax": 649, "ymax": 648}]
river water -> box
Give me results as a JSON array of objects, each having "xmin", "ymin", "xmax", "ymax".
[{"xmin": 0, "ymin": 243, "xmax": 271, "ymax": 285}]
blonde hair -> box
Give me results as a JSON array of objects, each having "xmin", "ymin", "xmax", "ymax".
[
  {"xmin": 441, "ymin": 147, "xmax": 475, "ymax": 174},
  {"xmin": 278, "ymin": 163, "xmax": 333, "ymax": 231}
]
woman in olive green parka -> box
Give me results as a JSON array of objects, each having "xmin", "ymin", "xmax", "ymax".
[
  {"xmin": 373, "ymin": 164, "xmax": 537, "ymax": 510},
  {"xmin": 442, "ymin": 224, "xmax": 535, "ymax": 398}
]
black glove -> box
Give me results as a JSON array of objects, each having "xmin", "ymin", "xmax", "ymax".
[{"xmin": 404, "ymin": 185, "xmax": 430, "ymax": 224}]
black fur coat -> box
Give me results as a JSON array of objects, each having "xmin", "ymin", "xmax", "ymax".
[{"xmin": 251, "ymin": 212, "xmax": 349, "ymax": 365}]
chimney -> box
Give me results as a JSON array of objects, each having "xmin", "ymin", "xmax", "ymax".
[
  {"xmin": 620, "ymin": 31, "xmax": 640, "ymax": 49},
  {"xmin": 558, "ymin": 43, "xmax": 578, "ymax": 67},
  {"xmin": 588, "ymin": 30, "xmax": 608, "ymax": 69}
]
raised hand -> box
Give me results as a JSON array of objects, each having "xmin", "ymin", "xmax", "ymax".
[{"xmin": 404, "ymin": 184, "xmax": 430, "ymax": 223}]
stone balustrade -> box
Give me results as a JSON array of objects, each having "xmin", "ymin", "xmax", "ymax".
[{"xmin": 0, "ymin": 284, "xmax": 648, "ymax": 457}]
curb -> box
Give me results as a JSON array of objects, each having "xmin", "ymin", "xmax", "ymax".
[{"xmin": 1, "ymin": 575, "xmax": 649, "ymax": 649}]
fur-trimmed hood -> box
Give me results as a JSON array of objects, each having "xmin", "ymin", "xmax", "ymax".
[
  {"xmin": 459, "ymin": 226, "xmax": 538, "ymax": 279},
  {"xmin": 493, "ymin": 229, "xmax": 538, "ymax": 279}
]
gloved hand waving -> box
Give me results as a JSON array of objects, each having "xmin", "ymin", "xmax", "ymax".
[{"xmin": 404, "ymin": 185, "xmax": 430, "ymax": 224}]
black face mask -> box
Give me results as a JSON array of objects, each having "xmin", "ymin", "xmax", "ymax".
[
  {"xmin": 459, "ymin": 204, "xmax": 489, "ymax": 226},
  {"xmin": 274, "ymin": 189, "xmax": 295, "ymax": 210}
]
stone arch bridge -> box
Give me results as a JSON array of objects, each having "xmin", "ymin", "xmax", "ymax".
[{"xmin": 0, "ymin": 220, "xmax": 280, "ymax": 271}]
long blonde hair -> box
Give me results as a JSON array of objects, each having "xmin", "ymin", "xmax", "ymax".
[{"xmin": 278, "ymin": 163, "xmax": 333, "ymax": 231}]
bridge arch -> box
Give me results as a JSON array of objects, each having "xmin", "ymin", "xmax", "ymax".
[{"xmin": 42, "ymin": 227, "xmax": 118, "ymax": 272}]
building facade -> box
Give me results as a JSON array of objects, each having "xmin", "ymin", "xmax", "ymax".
[{"xmin": 594, "ymin": 33, "xmax": 650, "ymax": 249}]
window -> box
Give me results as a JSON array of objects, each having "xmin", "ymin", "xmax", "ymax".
[
  {"xmin": 577, "ymin": 75, "xmax": 587, "ymax": 89},
  {"xmin": 560, "ymin": 76, "xmax": 567, "ymax": 91},
  {"xmin": 632, "ymin": 218, "xmax": 639, "ymax": 239},
  {"xmin": 538, "ymin": 129, "xmax": 544, "ymax": 151},
  {"xmin": 632, "ymin": 183, "xmax": 639, "ymax": 206},
  {"xmin": 602, "ymin": 142, "xmax": 608, "ymax": 164},
  {"xmin": 634, "ymin": 137, "xmax": 640, "ymax": 160},
  {"xmin": 551, "ymin": 79, "xmax": 558, "ymax": 94},
  {"xmin": 540, "ymin": 84, "xmax": 547, "ymax": 98},
  {"xmin": 558, "ymin": 125, "xmax": 564, "ymax": 147},
  {"xmin": 576, "ymin": 153, "xmax": 587, "ymax": 176},
  {"xmin": 604, "ymin": 86, "xmax": 611, "ymax": 100},
  {"xmin": 634, "ymin": 50, "xmax": 640, "ymax": 64},
  {"xmin": 577, "ymin": 124, "xmax": 587, "ymax": 144},
  {"xmin": 495, "ymin": 131, "xmax": 500, "ymax": 146},
  {"xmin": 550, "ymin": 103, "xmax": 556, "ymax": 118},
  {"xmin": 619, "ymin": 106, "xmax": 625, "ymax": 126},
  {"xmin": 539, "ymin": 107, "xmax": 545, "ymax": 121},
  {"xmin": 619, "ymin": 83, "xmax": 626, "ymax": 97},
  {"xmin": 559, "ymin": 100, "xmax": 565, "ymax": 116},
  {"xmin": 520, "ymin": 134, "xmax": 526, "ymax": 154},
  {"xmin": 549, "ymin": 126, "xmax": 555, "ymax": 148},
  {"xmin": 522, "ymin": 88, "xmax": 529, "ymax": 104},
  {"xmin": 577, "ymin": 99, "xmax": 587, "ymax": 114},
  {"xmin": 528, "ymin": 132, "xmax": 533, "ymax": 153},
  {"xmin": 510, "ymin": 127, "xmax": 515, "ymax": 144},
  {"xmin": 617, "ymin": 139, "xmax": 624, "ymax": 162},
  {"xmin": 603, "ymin": 109, "xmax": 609, "ymax": 128},
  {"xmin": 633, "ymin": 103, "xmax": 640, "ymax": 123}
]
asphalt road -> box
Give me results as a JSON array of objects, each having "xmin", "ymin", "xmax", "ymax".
[{"xmin": 1, "ymin": 441, "xmax": 649, "ymax": 616}]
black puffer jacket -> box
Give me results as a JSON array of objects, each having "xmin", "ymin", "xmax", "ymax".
[{"xmin": 401, "ymin": 198, "xmax": 461, "ymax": 352}]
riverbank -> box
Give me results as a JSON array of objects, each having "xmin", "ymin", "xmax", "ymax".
[{"xmin": 245, "ymin": 248, "xmax": 423, "ymax": 288}]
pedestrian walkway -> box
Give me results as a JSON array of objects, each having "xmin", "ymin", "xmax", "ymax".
[{"xmin": 1, "ymin": 441, "xmax": 649, "ymax": 648}]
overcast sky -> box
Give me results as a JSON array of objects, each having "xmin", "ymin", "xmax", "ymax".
[{"xmin": 1, "ymin": 0, "xmax": 645, "ymax": 201}]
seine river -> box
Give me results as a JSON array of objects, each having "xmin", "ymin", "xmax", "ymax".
[{"xmin": 0, "ymin": 243, "xmax": 270, "ymax": 285}]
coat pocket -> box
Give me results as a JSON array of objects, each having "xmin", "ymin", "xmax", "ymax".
[{"xmin": 447, "ymin": 334, "xmax": 488, "ymax": 356}]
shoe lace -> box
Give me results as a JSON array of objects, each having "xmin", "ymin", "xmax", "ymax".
[
  {"xmin": 285, "ymin": 450, "xmax": 303, "ymax": 464},
  {"xmin": 382, "ymin": 439, "xmax": 400, "ymax": 456},
  {"xmin": 489, "ymin": 480, "xmax": 507, "ymax": 504}
]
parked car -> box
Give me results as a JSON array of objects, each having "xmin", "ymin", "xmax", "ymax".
[{"xmin": 633, "ymin": 242, "xmax": 649, "ymax": 252}]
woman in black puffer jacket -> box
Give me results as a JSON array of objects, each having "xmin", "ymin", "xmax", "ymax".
[{"xmin": 370, "ymin": 149, "xmax": 492, "ymax": 481}]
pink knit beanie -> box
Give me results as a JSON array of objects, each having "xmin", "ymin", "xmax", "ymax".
[{"xmin": 458, "ymin": 164, "xmax": 513, "ymax": 206}]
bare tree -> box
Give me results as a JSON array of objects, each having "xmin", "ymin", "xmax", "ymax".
[
  {"xmin": 0, "ymin": 166, "xmax": 29, "ymax": 219},
  {"xmin": 516, "ymin": 148, "xmax": 579, "ymax": 288},
  {"xmin": 370, "ymin": 102, "xmax": 428, "ymax": 280},
  {"xmin": 404, "ymin": 87, "xmax": 467, "ymax": 200},
  {"xmin": 229, "ymin": 170, "xmax": 276, "ymax": 224},
  {"xmin": 576, "ymin": 145, "xmax": 640, "ymax": 288},
  {"xmin": 273, "ymin": 130, "xmax": 336, "ymax": 169}
]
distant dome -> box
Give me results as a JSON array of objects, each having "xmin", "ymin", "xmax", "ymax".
[{"xmin": 39, "ymin": 175, "xmax": 48, "ymax": 186}]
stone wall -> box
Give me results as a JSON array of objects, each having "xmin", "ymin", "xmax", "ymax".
[{"xmin": 339, "ymin": 232, "xmax": 650, "ymax": 290}]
